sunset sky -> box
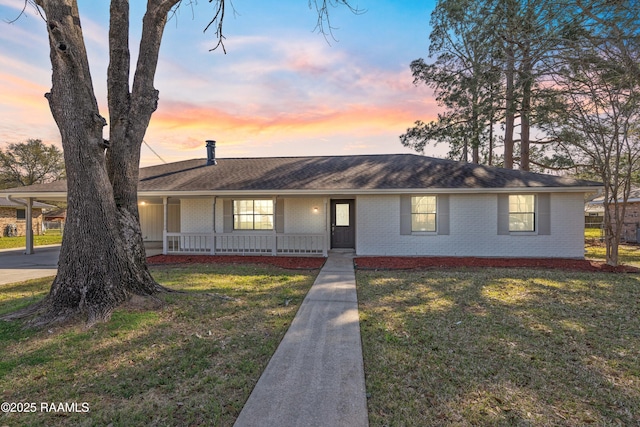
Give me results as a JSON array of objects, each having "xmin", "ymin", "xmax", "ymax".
[{"xmin": 0, "ymin": 0, "xmax": 440, "ymax": 166}]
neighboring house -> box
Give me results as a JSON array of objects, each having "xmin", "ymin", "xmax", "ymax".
[
  {"xmin": 584, "ymin": 202, "xmax": 604, "ymax": 230},
  {"xmin": 43, "ymin": 207, "xmax": 67, "ymax": 234},
  {"xmin": 44, "ymin": 208, "xmax": 66, "ymax": 222},
  {"xmin": 0, "ymin": 151, "xmax": 601, "ymax": 258},
  {"xmin": 586, "ymin": 188, "xmax": 640, "ymax": 243},
  {"xmin": 0, "ymin": 197, "xmax": 55, "ymax": 237}
]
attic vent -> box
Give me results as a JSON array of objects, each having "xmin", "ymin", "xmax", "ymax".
[{"xmin": 206, "ymin": 140, "xmax": 217, "ymax": 165}]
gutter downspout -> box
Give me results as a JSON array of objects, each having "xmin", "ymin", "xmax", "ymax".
[{"xmin": 7, "ymin": 195, "xmax": 34, "ymax": 255}]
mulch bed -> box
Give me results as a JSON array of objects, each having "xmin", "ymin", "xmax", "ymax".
[
  {"xmin": 148, "ymin": 254, "xmax": 639, "ymax": 273},
  {"xmin": 354, "ymin": 256, "xmax": 640, "ymax": 273},
  {"xmin": 147, "ymin": 254, "xmax": 327, "ymax": 270}
]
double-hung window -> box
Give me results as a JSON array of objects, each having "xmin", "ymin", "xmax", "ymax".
[
  {"xmin": 508, "ymin": 195, "xmax": 535, "ymax": 232},
  {"xmin": 411, "ymin": 196, "xmax": 437, "ymax": 232},
  {"xmin": 233, "ymin": 200, "xmax": 274, "ymax": 230}
]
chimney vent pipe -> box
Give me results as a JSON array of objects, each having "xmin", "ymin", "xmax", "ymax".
[{"xmin": 206, "ymin": 140, "xmax": 217, "ymax": 165}]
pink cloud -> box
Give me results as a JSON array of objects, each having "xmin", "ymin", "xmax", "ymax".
[{"xmin": 146, "ymin": 96, "xmax": 438, "ymax": 152}]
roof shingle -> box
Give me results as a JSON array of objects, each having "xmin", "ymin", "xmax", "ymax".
[{"xmin": 0, "ymin": 154, "xmax": 602, "ymax": 194}]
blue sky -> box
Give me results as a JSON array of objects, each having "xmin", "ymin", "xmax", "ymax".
[{"xmin": 0, "ymin": 0, "xmax": 440, "ymax": 166}]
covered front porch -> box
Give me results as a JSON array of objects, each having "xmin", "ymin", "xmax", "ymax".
[
  {"xmin": 164, "ymin": 232, "xmax": 326, "ymax": 256},
  {"xmin": 138, "ymin": 195, "xmax": 350, "ymax": 257}
]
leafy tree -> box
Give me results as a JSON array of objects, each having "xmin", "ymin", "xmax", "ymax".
[
  {"xmin": 403, "ymin": 0, "xmax": 575, "ymax": 171},
  {"xmin": 401, "ymin": 0, "xmax": 501, "ymax": 164},
  {"xmin": 5, "ymin": 0, "xmax": 355, "ymax": 327},
  {"xmin": 0, "ymin": 139, "xmax": 65, "ymax": 189},
  {"xmin": 545, "ymin": 0, "xmax": 640, "ymax": 266}
]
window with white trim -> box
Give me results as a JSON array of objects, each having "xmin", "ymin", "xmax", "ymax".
[
  {"xmin": 233, "ymin": 200, "xmax": 274, "ymax": 230},
  {"xmin": 411, "ymin": 196, "xmax": 437, "ymax": 232},
  {"xmin": 509, "ymin": 195, "xmax": 535, "ymax": 232}
]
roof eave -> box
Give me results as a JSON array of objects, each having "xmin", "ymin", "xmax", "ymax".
[
  {"xmin": 2, "ymin": 185, "xmax": 602, "ymax": 201},
  {"xmin": 138, "ymin": 185, "xmax": 602, "ymax": 197},
  {"xmin": 1, "ymin": 192, "xmax": 69, "ymax": 201}
]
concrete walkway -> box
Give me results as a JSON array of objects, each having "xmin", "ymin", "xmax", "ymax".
[{"xmin": 234, "ymin": 250, "xmax": 369, "ymax": 427}]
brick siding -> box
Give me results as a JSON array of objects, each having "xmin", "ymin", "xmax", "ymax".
[
  {"xmin": 0, "ymin": 207, "xmax": 44, "ymax": 237},
  {"xmin": 356, "ymin": 193, "xmax": 586, "ymax": 258},
  {"xmin": 610, "ymin": 201, "xmax": 640, "ymax": 242}
]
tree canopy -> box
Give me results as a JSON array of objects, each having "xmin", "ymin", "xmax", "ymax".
[
  {"xmin": 401, "ymin": 0, "xmax": 639, "ymax": 173},
  {"xmin": 0, "ymin": 138, "xmax": 65, "ymax": 189}
]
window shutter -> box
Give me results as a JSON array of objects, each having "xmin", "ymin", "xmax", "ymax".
[
  {"xmin": 400, "ymin": 195, "xmax": 412, "ymax": 235},
  {"xmin": 537, "ymin": 193, "xmax": 551, "ymax": 235},
  {"xmin": 223, "ymin": 200, "xmax": 233, "ymax": 233},
  {"xmin": 497, "ymin": 194, "xmax": 510, "ymax": 235},
  {"xmin": 437, "ymin": 195, "xmax": 450, "ymax": 235},
  {"xmin": 275, "ymin": 199, "xmax": 285, "ymax": 233}
]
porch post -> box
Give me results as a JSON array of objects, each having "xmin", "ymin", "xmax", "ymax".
[
  {"xmin": 25, "ymin": 197, "xmax": 34, "ymax": 255},
  {"xmin": 323, "ymin": 197, "xmax": 329, "ymax": 257},
  {"xmin": 272, "ymin": 196, "xmax": 278, "ymax": 256},
  {"xmin": 162, "ymin": 197, "xmax": 168, "ymax": 255},
  {"xmin": 211, "ymin": 197, "xmax": 217, "ymax": 255}
]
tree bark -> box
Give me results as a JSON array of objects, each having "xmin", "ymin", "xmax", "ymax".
[
  {"xmin": 520, "ymin": 54, "xmax": 532, "ymax": 171},
  {"xmin": 504, "ymin": 45, "xmax": 516, "ymax": 169},
  {"xmin": 106, "ymin": 0, "xmax": 176, "ymax": 296},
  {"xmin": 19, "ymin": 0, "xmax": 171, "ymax": 327}
]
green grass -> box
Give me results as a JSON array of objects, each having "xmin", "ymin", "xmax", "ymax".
[
  {"xmin": 584, "ymin": 227, "xmax": 640, "ymax": 267},
  {"xmin": 585, "ymin": 242, "xmax": 640, "ymax": 267},
  {"xmin": 0, "ymin": 264, "xmax": 317, "ymax": 426},
  {"xmin": 0, "ymin": 234, "xmax": 63, "ymax": 250},
  {"xmin": 585, "ymin": 227, "xmax": 602, "ymax": 240},
  {"xmin": 583, "ymin": 227, "xmax": 640, "ymax": 267},
  {"xmin": 357, "ymin": 268, "xmax": 640, "ymax": 426}
]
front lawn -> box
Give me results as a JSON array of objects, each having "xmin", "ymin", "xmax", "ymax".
[
  {"xmin": 585, "ymin": 242, "xmax": 640, "ymax": 267},
  {"xmin": 358, "ymin": 268, "xmax": 640, "ymax": 426},
  {"xmin": 584, "ymin": 227, "xmax": 640, "ymax": 267},
  {"xmin": 0, "ymin": 234, "xmax": 63, "ymax": 250},
  {"xmin": 0, "ymin": 263, "xmax": 317, "ymax": 426}
]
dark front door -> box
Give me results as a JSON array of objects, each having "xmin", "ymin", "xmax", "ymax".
[{"xmin": 331, "ymin": 199, "xmax": 355, "ymax": 249}]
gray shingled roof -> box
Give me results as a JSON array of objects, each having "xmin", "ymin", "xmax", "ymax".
[{"xmin": 0, "ymin": 154, "xmax": 601, "ymax": 194}]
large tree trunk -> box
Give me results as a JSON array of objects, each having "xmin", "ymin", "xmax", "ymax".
[
  {"xmin": 14, "ymin": 0, "xmax": 171, "ymax": 327},
  {"xmin": 519, "ymin": 50, "xmax": 532, "ymax": 171},
  {"xmin": 503, "ymin": 47, "xmax": 516, "ymax": 169},
  {"xmin": 105, "ymin": 0, "xmax": 174, "ymax": 296},
  {"xmin": 502, "ymin": 0, "xmax": 518, "ymax": 170}
]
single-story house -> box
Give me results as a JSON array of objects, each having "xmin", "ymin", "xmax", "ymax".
[
  {"xmin": 0, "ymin": 150, "xmax": 601, "ymax": 258},
  {"xmin": 584, "ymin": 201, "xmax": 604, "ymax": 230},
  {"xmin": 586, "ymin": 188, "xmax": 640, "ymax": 242},
  {"xmin": 0, "ymin": 197, "xmax": 55, "ymax": 237},
  {"xmin": 43, "ymin": 207, "xmax": 66, "ymax": 234}
]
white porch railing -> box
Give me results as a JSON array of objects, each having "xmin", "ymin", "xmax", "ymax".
[
  {"xmin": 164, "ymin": 232, "xmax": 326, "ymax": 256},
  {"xmin": 166, "ymin": 232, "xmax": 212, "ymax": 253}
]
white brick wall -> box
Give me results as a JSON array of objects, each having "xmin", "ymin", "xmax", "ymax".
[
  {"xmin": 181, "ymin": 198, "xmax": 214, "ymax": 233},
  {"xmin": 283, "ymin": 198, "xmax": 326, "ymax": 234},
  {"xmin": 180, "ymin": 193, "xmax": 586, "ymax": 258},
  {"xmin": 356, "ymin": 193, "xmax": 586, "ymax": 258}
]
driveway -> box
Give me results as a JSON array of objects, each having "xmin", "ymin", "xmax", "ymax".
[
  {"xmin": 0, "ymin": 245, "xmax": 60, "ymax": 286},
  {"xmin": 0, "ymin": 243, "xmax": 164, "ymax": 286}
]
